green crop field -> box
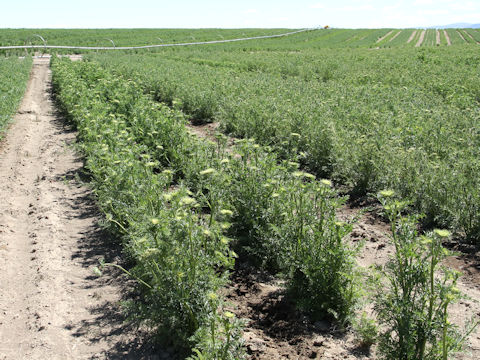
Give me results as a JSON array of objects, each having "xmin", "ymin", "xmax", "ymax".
[
  {"xmin": 0, "ymin": 28, "xmax": 294, "ymax": 56},
  {"xmin": 0, "ymin": 57, "xmax": 32, "ymax": 137},
  {"xmin": 0, "ymin": 27, "xmax": 471, "ymax": 54},
  {"xmin": 3, "ymin": 27, "xmax": 478, "ymax": 358},
  {"xmin": 87, "ymin": 34, "xmax": 480, "ymax": 242}
]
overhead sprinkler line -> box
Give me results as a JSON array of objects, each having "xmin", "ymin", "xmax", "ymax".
[
  {"xmin": 104, "ymin": 38, "xmax": 116, "ymax": 48},
  {"xmin": 0, "ymin": 29, "xmax": 313, "ymax": 50},
  {"xmin": 33, "ymin": 34, "xmax": 47, "ymax": 49},
  {"xmin": 23, "ymin": 34, "xmax": 47, "ymax": 51}
]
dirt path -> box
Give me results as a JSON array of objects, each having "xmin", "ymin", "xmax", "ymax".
[
  {"xmin": 388, "ymin": 30, "xmax": 402, "ymax": 42},
  {"xmin": 456, "ymin": 30, "xmax": 467, "ymax": 43},
  {"xmin": 407, "ymin": 30, "xmax": 417, "ymax": 43},
  {"xmin": 444, "ymin": 30, "xmax": 452, "ymax": 45},
  {"xmin": 0, "ymin": 57, "xmax": 151, "ymax": 359},
  {"xmin": 462, "ymin": 30, "xmax": 479, "ymax": 44},
  {"xmin": 376, "ymin": 30, "xmax": 393, "ymax": 43},
  {"xmin": 415, "ymin": 30, "xmax": 426, "ymax": 47},
  {"xmin": 436, "ymin": 29, "xmax": 441, "ymax": 45}
]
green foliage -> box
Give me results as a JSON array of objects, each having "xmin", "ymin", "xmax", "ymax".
[
  {"xmin": 51, "ymin": 58, "xmax": 238, "ymax": 355},
  {"xmin": 353, "ymin": 312, "xmax": 378, "ymax": 348},
  {"xmin": 51, "ymin": 57, "xmax": 360, "ymax": 356},
  {"xmin": 0, "ymin": 56, "xmax": 32, "ymax": 137},
  {"xmin": 0, "ymin": 28, "xmax": 293, "ymax": 56},
  {"xmin": 375, "ymin": 190, "xmax": 477, "ymax": 360},
  {"xmin": 89, "ymin": 42, "xmax": 480, "ymax": 241},
  {"xmin": 188, "ymin": 308, "xmax": 245, "ymax": 360},
  {"xmin": 214, "ymin": 139, "xmax": 360, "ymax": 323}
]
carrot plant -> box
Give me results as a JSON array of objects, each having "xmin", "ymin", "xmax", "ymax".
[
  {"xmin": 375, "ymin": 190, "xmax": 477, "ymax": 359},
  {"xmin": 50, "ymin": 33, "xmax": 480, "ymax": 358},
  {"xmin": 51, "ymin": 58, "xmax": 243, "ymax": 358},
  {"xmin": 52, "ymin": 56, "xmax": 362, "ymax": 358},
  {"xmin": 91, "ymin": 43, "xmax": 480, "ymax": 242},
  {"xmin": 196, "ymin": 138, "xmax": 360, "ymax": 324},
  {"xmin": 52, "ymin": 56, "xmax": 364, "ymax": 359}
]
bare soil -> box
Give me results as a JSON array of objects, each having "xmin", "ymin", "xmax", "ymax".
[
  {"xmin": 185, "ymin": 121, "xmax": 239, "ymax": 158},
  {"xmin": 388, "ymin": 31, "xmax": 402, "ymax": 43},
  {"xmin": 444, "ymin": 30, "xmax": 452, "ymax": 46},
  {"xmin": 375, "ymin": 30, "xmax": 393, "ymax": 44},
  {"xmin": 407, "ymin": 30, "xmax": 417, "ymax": 43},
  {"xmin": 225, "ymin": 265, "xmax": 372, "ymax": 360},
  {"xmin": 436, "ymin": 30, "xmax": 441, "ymax": 45},
  {"xmin": 186, "ymin": 122, "xmax": 221, "ymax": 143},
  {"xmin": 462, "ymin": 30, "xmax": 479, "ymax": 44},
  {"xmin": 415, "ymin": 30, "xmax": 426, "ymax": 47},
  {"xmin": 456, "ymin": 30, "xmax": 467, "ymax": 43},
  {"xmin": 0, "ymin": 57, "xmax": 156, "ymax": 359}
]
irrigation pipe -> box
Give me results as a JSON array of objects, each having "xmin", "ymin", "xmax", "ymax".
[{"xmin": 0, "ymin": 29, "xmax": 313, "ymax": 50}]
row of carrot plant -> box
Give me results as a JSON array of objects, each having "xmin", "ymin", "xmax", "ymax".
[
  {"xmin": 51, "ymin": 56, "xmax": 475, "ymax": 359},
  {"xmin": 3, "ymin": 27, "xmax": 471, "ymax": 58},
  {"xmin": 0, "ymin": 29, "xmax": 292, "ymax": 57},
  {"xmin": 0, "ymin": 56, "xmax": 32, "ymax": 137},
  {"xmin": 89, "ymin": 44, "xmax": 480, "ymax": 242},
  {"xmin": 50, "ymin": 57, "xmax": 359, "ymax": 358}
]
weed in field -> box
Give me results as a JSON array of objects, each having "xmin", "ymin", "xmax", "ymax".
[{"xmin": 353, "ymin": 311, "xmax": 378, "ymax": 349}]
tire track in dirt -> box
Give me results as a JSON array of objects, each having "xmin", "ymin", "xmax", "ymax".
[
  {"xmin": 415, "ymin": 30, "xmax": 426, "ymax": 47},
  {"xmin": 444, "ymin": 30, "xmax": 452, "ymax": 45},
  {"xmin": 376, "ymin": 30, "xmax": 394, "ymax": 43},
  {"xmin": 407, "ymin": 30, "xmax": 417, "ymax": 43},
  {"xmin": 436, "ymin": 29, "xmax": 441, "ymax": 45},
  {"xmin": 0, "ymin": 57, "xmax": 153, "ymax": 359}
]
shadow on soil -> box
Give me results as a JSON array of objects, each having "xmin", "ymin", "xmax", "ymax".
[
  {"xmin": 228, "ymin": 264, "xmax": 371, "ymax": 359},
  {"xmin": 69, "ymin": 214, "xmax": 166, "ymax": 359},
  {"xmin": 47, "ymin": 87, "xmax": 175, "ymax": 360}
]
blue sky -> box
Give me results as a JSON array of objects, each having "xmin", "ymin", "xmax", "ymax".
[{"xmin": 2, "ymin": 0, "xmax": 479, "ymax": 28}]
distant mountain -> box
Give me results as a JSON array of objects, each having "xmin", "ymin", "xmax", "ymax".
[{"xmin": 432, "ymin": 23, "xmax": 480, "ymax": 29}]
